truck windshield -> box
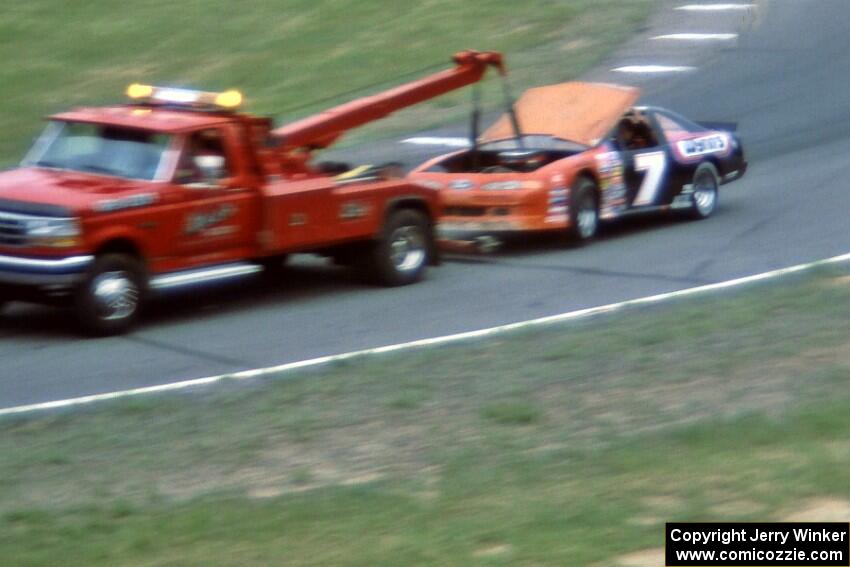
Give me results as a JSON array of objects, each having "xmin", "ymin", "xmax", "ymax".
[{"xmin": 23, "ymin": 121, "xmax": 172, "ymax": 181}]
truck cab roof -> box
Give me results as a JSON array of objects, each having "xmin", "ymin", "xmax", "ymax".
[{"xmin": 51, "ymin": 105, "xmax": 242, "ymax": 134}]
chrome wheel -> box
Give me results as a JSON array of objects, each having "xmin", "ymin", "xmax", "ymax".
[
  {"xmin": 92, "ymin": 271, "xmax": 139, "ymax": 321},
  {"xmin": 389, "ymin": 225, "xmax": 426, "ymax": 272},
  {"xmin": 694, "ymin": 177, "xmax": 717, "ymax": 215},
  {"xmin": 691, "ymin": 165, "xmax": 719, "ymax": 219},
  {"xmin": 577, "ymin": 194, "xmax": 598, "ymax": 239}
]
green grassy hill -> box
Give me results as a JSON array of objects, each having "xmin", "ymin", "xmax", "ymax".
[{"xmin": 0, "ymin": 0, "xmax": 655, "ymax": 165}]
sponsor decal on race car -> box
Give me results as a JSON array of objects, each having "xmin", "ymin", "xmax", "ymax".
[
  {"xmin": 671, "ymin": 193, "xmax": 695, "ymax": 209},
  {"xmin": 596, "ymin": 150, "xmax": 628, "ymax": 219},
  {"xmin": 449, "ymin": 179, "xmax": 475, "ymax": 190},
  {"xmin": 547, "ymin": 190, "xmax": 568, "ymax": 214},
  {"xmin": 674, "ymin": 133, "xmax": 731, "ymax": 161},
  {"xmin": 545, "ymin": 175, "xmax": 570, "ymax": 223}
]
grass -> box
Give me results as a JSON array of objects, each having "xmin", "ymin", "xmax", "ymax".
[
  {"xmin": 0, "ymin": 0, "xmax": 657, "ymax": 167},
  {"xmin": 1, "ymin": 267, "xmax": 849, "ymax": 565}
]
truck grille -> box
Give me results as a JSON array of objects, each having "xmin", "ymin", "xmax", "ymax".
[{"xmin": 0, "ymin": 212, "xmax": 28, "ymax": 246}]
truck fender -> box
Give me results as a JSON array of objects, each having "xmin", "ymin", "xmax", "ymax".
[{"xmin": 88, "ymin": 226, "xmax": 148, "ymax": 265}]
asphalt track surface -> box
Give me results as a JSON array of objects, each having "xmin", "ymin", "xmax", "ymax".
[{"xmin": 2, "ymin": 1, "xmax": 849, "ymax": 408}]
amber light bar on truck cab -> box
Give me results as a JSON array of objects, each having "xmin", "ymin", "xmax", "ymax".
[{"xmin": 126, "ymin": 84, "xmax": 243, "ymax": 110}]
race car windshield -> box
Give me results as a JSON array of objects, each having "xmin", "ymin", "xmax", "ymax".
[
  {"xmin": 478, "ymin": 135, "xmax": 588, "ymax": 153},
  {"xmin": 22, "ymin": 121, "xmax": 172, "ymax": 181}
]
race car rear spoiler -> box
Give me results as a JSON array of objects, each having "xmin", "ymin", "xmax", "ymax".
[{"xmin": 698, "ymin": 120, "xmax": 738, "ymax": 132}]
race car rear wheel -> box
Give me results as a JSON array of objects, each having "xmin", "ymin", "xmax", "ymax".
[
  {"xmin": 367, "ymin": 208, "xmax": 431, "ymax": 286},
  {"xmin": 567, "ymin": 176, "xmax": 600, "ymax": 243},
  {"xmin": 74, "ymin": 253, "xmax": 146, "ymax": 336},
  {"xmin": 689, "ymin": 163, "xmax": 719, "ymax": 219}
]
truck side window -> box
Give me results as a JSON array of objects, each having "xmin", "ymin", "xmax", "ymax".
[{"xmin": 176, "ymin": 129, "xmax": 232, "ymax": 185}]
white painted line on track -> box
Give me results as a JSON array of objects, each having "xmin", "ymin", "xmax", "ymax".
[
  {"xmin": 2, "ymin": 252, "xmax": 849, "ymax": 418},
  {"xmin": 402, "ymin": 136, "xmax": 471, "ymax": 147},
  {"xmin": 676, "ymin": 4, "xmax": 755, "ymax": 11},
  {"xmin": 652, "ymin": 33, "xmax": 738, "ymax": 41},
  {"xmin": 612, "ymin": 65, "xmax": 696, "ymax": 74}
]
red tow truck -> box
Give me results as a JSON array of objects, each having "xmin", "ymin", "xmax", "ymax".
[{"xmin": 0, "ymin": 51, "xmax": 504, "ymax": 334}]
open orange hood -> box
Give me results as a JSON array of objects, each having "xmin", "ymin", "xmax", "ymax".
[{"xmin": 481, "ymin": 82, "xmax": 640, "ymax": 147}]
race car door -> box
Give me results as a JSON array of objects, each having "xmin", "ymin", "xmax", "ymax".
[{"xmin": 615, "ymin": 116, "xmax": 678, "ymax": 210}]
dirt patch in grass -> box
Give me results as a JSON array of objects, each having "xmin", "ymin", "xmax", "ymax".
[
  {"xmin": 473, "ymin": 544, "xmax": 513, "ymax": 558},
  {"xmin": 616, "ymin": 548, "xmax": 665, "ymax": 567},
  {"xmin": 782, "ymin": 498, "xmax": 850, "ymax": 522}
]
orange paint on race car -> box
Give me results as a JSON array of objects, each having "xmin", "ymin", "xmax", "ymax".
[
  {"xmin": 410, "ymin": 82, "xmax": 639, "ymax": 237},
  {"xmin": 482, "ymin": 82, "xmax": 640, "ymax": 148}
]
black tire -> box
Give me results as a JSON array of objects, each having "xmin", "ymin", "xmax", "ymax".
[
  {"xmin": 258, "ymin": 253, "xmax": 290, "ymax": 278},
  {"xmin": 366, "ymin": 208, "xmax": 431, "ymax": 286},
  {"xmin": 566, "ymin": 176, "xmax": 600, "ymax": 244},
  {"xmin": 687, "ymin": 162, "xmax": 719, "ymax": 220},
  {"xmin": 74, "ymin": 254, "xmax": 147, "ymax": 336}
]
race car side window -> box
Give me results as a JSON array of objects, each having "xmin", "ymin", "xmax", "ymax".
[
  {"xmin": 617, "ymin": 115, "xmax": 660, "ymax": 151},
  {"xmin": 655, "ymin": 113, "xmax": 693, "ymax": 143}
]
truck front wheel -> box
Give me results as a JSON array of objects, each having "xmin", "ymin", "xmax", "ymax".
[
  {"xmin": 368, "ymin": 209, "xmax": 431, "ymax": 286},
  {"xmin": 74, "ymin": 254, "xmax": 146, "ymax": 336}
]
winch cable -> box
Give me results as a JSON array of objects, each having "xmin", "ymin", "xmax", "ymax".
[
  {"xmin": 500, "ymin": 73, "xmax": 524, "ymax": 150},
  {"xmin": 469, "ymin": 84, "xmax": 482, "ymax": 170}
]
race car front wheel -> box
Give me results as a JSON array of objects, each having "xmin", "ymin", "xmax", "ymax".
[
  {"xmin": 567, "ymin": 176, "xmax": 600, "ymax": 243},
  {"xmin": 74, "ymin": 254, "xmax": 147, "ymax": 336},
  {"xmin": 689, "ymin": 163, "xmax": 719, "ymax": 219}
]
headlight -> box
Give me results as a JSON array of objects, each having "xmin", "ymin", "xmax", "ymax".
[{"xmin": 25, "ymin": 217, "xmax": 82, "ymax": 248}]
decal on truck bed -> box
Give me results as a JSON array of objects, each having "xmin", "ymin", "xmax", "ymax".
[{"xmin": 340, "ymin": 201, "xmax": 370, "ymax": 220}]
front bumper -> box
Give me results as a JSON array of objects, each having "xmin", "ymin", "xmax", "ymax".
[
  {"xmin": 438, "ymin": 220, "xmax": 527, "ymax": 235},
  {"xmin": 0, "ymin": 254, "xmax": 93, "ymax": 286},
  {"xmin": 722, "ymin": 160, "xmax": 748, "ymax": 184},
  {"xmin": 437, "ymin": 213, "xmax": 566, "ymax": 238}
]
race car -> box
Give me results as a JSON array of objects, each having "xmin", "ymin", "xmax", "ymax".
[{"xmin": 408, "ymin": 82, "xmax": 747, "ymax": 247}]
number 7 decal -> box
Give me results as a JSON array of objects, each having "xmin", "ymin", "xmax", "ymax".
[{"xmin": 632, "ymin": 151, "xmax": 668, "ymax": 206}]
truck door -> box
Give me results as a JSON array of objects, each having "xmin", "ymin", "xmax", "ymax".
[{"xmin": 172, "ymin": 126, "xmax": 260, "ymax": 265}]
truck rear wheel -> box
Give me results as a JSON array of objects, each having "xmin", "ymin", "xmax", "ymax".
[
  {"xmin": 74, "ymin": 254, "xmax": 146, "ymax": 336},
  {"xmin": 258, "ymin": 253, "xmax": 290, "ymax": 278},
  {"xmin": 368, "ymin": 209, "xmax": 431, "ymax": 286}
]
